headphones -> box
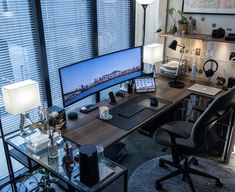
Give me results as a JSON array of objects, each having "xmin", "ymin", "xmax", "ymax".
[{"xmin": 203, "ymin": 59, "xmax": 218, "ymax": 78}]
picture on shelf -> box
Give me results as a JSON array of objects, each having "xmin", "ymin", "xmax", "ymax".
[{"xmin": 183, "ymin": 0, "xmax": 235, "ymax": 15}]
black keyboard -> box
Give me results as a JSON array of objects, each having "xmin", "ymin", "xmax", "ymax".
[{"xmin": 118, "ymin": 105, "xmax": 145, "ymax": 118}]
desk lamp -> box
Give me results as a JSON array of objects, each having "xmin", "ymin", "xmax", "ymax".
[
  {"xmin": 168, "ymin": 40, "xmax": 185, "ymax": 88},
  {"xmin": 2, "ymin": 80, "xmax": 41, "ymax": 136},
  {"xmin": 143, "ymin": 43, "xmax": 163, "ymax": 76},
  {"xmin": 136, "ymin": 0, "xmax": 154, "ymax": 45}
]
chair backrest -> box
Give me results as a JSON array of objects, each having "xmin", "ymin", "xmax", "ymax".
[{"xmin": 192, "ymin": 86, "xmax": 235, "ymax": 148}]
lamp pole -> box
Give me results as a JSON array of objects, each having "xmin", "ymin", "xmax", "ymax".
[
  {"xmin": 136, "ymin": 0, "xmax": 154, "ymax": 46},
  {"xmin": 141, "ymin": 4, "xmax": 148, "ymax": 46}
]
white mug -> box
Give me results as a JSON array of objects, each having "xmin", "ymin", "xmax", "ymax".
[{"xmin": 99, "ymin": 106, "xmax": 109, "ymax": 119}]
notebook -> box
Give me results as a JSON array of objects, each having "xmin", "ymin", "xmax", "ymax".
[{"xmin": 188, "ymin": 84, "xmax": 222, "ymax": 96}]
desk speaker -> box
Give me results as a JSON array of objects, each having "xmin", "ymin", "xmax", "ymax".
[{"xmin": 79, "ymin": 144, "xmax": 99, "ymax": 187}]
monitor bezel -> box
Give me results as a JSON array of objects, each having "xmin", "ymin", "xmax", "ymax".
[{"xmin": 59, "ymin": 46, "xmax": 143, "ymax": 107}]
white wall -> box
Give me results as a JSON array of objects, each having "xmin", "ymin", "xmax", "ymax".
[
  {"xmin": 162, "ymin": 0, "xmax": 235, "ymax": 81},
  {"xmin": 169, "ymin": 0, "xmax": 235, "ymax": 35}
]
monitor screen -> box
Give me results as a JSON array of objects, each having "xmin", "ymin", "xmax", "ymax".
[
  {"xmin": 59, "ymin": 47, "xmax": 142, "ymax": 107},
  {"xmin": 135, "ymin": 77, "xmax": 156, "ymax": 93}
]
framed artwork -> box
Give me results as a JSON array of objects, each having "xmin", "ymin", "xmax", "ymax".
[{"xmin": 182, "ymin": 0, "xmax": 235, "ymax": 15}]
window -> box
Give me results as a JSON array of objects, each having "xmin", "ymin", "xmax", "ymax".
[
  {"xmin": 0, "ymin": 0, "xmax": 44, "ymax": 179},
  {"xmin": 98, "ymin": 0, "xmax": 133, "ymax": 99},
  {"xmin": 97, "ymin": 0, "xmax": 132, "ymax": 55},
  {"xmin": 42, "ymin": 0, "xmax": 134, "ymax": 107},
  {"xmin": 0, "ymin": 0, "xmax": 44, "ymax": 134},
  {"xmin": 41, "ymin": 0, "xmax": 94, "ymax": 109}
]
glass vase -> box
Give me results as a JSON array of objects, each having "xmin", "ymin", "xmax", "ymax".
[{"xmin": 48, "ymin": 140, "xmax": 58, "ymax": 158}]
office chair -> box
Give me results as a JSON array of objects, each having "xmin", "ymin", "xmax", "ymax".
[{"xmin": 153, "ymin": 86, "xmax": 235, "ymax": 192}]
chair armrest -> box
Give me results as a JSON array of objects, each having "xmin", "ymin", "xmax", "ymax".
[{"xmin": 161, "ymin": 124, "xmax": 190, "ymax": 139}]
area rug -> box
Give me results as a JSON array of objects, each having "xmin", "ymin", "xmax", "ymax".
[{"xmin": 128, "ymin": 155, "xmax": 235, "ymax": 192}]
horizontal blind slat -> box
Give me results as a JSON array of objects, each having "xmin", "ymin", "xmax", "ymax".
[{"xmin": 0, "ymin": 0, "xmax": 44, "ymax": 135}]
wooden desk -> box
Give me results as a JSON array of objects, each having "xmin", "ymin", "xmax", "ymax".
[{"xmin": 62, "ymin": 76, "xmax": 222, "ymax": 148}]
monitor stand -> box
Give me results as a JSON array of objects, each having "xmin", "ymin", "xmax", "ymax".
[{"xmin": 79, "ymin": 104, "xmax": 98, "ymax": 114}]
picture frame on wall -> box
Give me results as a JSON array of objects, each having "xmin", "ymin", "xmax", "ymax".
[{"xmin": 182, "ymin": 0, "xmax": 235, "ymax": 15}]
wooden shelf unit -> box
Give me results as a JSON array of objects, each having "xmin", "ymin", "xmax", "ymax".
[{"xmin": 160, "ymin": 32, "xmax": 235, "ymax": 44}]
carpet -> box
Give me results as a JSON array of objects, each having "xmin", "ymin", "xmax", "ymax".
[{"xmin": 128, "ymin": 155, "xmax": 235, "ymax": 192}]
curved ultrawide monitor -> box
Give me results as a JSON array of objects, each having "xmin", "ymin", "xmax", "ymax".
[{"xmin": 59, "ymin": 47, "xmax": 143, "ymax": 107}]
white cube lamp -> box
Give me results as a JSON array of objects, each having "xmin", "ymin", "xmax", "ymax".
[
  {"xmin": 2, "ymin": 80, "xmax": 41, "ymax": 135},
  {"xmin": 143, "ymin": 43, "xmax": 163, "ymax": 74}
]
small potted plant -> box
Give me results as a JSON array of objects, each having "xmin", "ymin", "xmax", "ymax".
[{"xmin": 177, "ymin": 10, "xmax": 188, "ymax": 34}]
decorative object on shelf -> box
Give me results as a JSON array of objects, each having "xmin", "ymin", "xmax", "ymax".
[
  {"xmin": 62, "ymin": 142, "xmax": 74, "ymax": 179},
  {"xmin": 143, "ymin": 43, "xmax": 163, "ymax": 76},
  {"xmin": 167, "ymin": 7, "xmax": 177, "ymax": 33},
  {"xmin": 183, "ymin": 0, "xmax": 235, "ymax": 15},
  {"xmin": 47, "ymin": 111, "xmax": 60, "ymax": 158},
  {"xmin": 136, "ymin": 0, "xmax": 154, "ymax": 45},
  {"xmin": 2, "ymin": 80, "xmax": 41, "ymax": 136},
  {"xmin": 191, "ymin": 61, "xmax": 197, "ymax": 81},
  {"xmin": 212, "ymin": 28, "xmax": 225, "ymax": 38},
  {"xmin": 189, "ymin": 16, "xmax": 197, "ymax": 34},
  {"xmin": 30, "ymin": 106, "xmax": 65, "ymax": 157},
  {"xmin": 48, "ymin": 137, "xmax": 58, "ymax": 159},
  {"xmin": 177, "ymin": 10, "xmax": 188, "ymax": 34}
]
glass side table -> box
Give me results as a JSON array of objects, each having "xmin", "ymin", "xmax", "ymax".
[{"xmin": 5, "ymin": 131, "xmax": 128, "ymax": 192}]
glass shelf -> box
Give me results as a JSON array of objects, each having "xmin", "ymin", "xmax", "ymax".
[{"xmin": 6, "ymin": 131, "xmax": 127, "ymax": 191}]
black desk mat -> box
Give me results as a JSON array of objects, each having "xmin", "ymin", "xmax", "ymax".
[{"xmin": 97, "ymin": 94, "xmax": 171, "ymax": 131}]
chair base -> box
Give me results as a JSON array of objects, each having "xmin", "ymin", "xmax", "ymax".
[{"xmin": 156, "ymin": 157, "xmax": 223, "ymax": 192}]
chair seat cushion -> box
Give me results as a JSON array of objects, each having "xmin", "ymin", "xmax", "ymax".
[{"xmin": 153, "ymin": 121, "xmax": 195, "ymax": 148}]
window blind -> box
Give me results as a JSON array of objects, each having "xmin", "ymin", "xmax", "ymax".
[
  {"xmin": 97, "ymin": 0, "xmax": 131, "ymax": 55},
  {"xmin": 40, "ymin": 0, "xmax": 94, "ymax": 109},
  {"xmin": 97, "ymin": 0, "xmax": 132, "ymax": 99},
  {"xmin": 0, "ymin": 0, "xmax": 44, "ymax": 135}
]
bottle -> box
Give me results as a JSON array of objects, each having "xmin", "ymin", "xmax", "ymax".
[{"xmin": 191, "ymin": 61, "xmax": 196, "ymax": 81}]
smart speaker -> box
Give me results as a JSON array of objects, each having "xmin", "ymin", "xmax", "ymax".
[{"xmin": 79, "ymin": 144, "xmax": 99, "ymax": 187}]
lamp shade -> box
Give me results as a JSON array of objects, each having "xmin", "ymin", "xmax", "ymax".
[
  {"xmin": 168, "ymin": 40, "xmax": 178, "ymax": 51},
  {"xmin": 144, "ymin": 43, "xmax": 163, "ymax": 63},
  {"xmin": 2, "ymin": 80, "xmax": 41, "ymax": 115},
  {"xmin": 136, "ymin": 0, "xmax": 154, "ymax": 5}
]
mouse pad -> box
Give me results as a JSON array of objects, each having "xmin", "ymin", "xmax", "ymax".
[{"xmin": 97, "ymin": 94, "xmax": 171, "ymax": 131}]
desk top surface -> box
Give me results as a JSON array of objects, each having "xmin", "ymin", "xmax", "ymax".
[{"xmin": 61, "ymin": 76, "xmax": 225, "ymax": 147}]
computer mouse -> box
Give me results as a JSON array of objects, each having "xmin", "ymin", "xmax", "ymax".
[
  {"xmin": 150, "ymin": 97, "xmax": 158, "ymax": 107},
  {"xmin": 81, "ymin": 106, "xmax": 87, "ymax": 111}
]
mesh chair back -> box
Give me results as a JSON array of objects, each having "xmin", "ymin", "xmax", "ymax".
[{"xmin": 192, "ymin": 86, "xmax": 235, "ymax": 148}]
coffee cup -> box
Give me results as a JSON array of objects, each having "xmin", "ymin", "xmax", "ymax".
[{"xmin": 99, "ymin": 106, "xmax": 110, "ymax": 120}]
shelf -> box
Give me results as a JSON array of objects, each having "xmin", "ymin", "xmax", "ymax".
[
  {"xmin": 205, "ymin": 36, "xmax": 235, "ymax": 44},
  {"xmin": 160, "ymin": 32, "xmax": 235, "ymax": 44},
  {"xmin": 160, "ymin": 32, "xmax": 209, "ymax": 41}
]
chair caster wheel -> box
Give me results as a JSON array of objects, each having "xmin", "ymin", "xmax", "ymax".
[
  {"xmin": 155, "ymin": 182, "xmax": 163, "ymax": 190},
  {"xmin": 159, "ymin": 159, "xmax": 165, "ymax": 167},
  {"xmin": 215, "ymin": 179, "xmax": 223, "ymax": 187},
  {"xmin": 193, "ymin": 159, "xmax": 199, "ymax": 166}
]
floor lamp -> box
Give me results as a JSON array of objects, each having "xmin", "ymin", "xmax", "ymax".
[{"xmin": 136, "ymin": 0, "xmax": 154, "ymax": 45}]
